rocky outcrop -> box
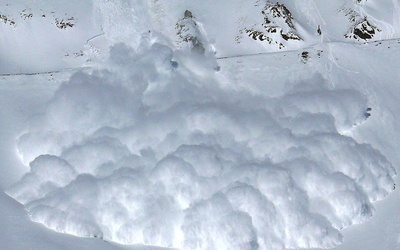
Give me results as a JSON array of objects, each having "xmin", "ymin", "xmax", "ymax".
[
  {"xmin": 0, "ymin": 8, "xmax": 75, "ymax": 30},
  {"xmin": 345, "ymin": 17, "xmax": 381, "ymax": 41},
  {"xmin": 175, "ymin": 10, "xmax": 206, "ymax": 54},
  {"xmin": 241, "ymin": 2, "xmax": 302, "ymax": 49},
  {"xmin": 0, "ymin": 14, "xmax": 16, "ymax": 27},
  {"xmin": 339, "ymin": 3, "xmax": 381, "ymax": 41}
]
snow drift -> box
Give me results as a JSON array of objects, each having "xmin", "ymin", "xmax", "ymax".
[{"xmin": 6, "ymin": 31, "xmax": 396, "ymax": 249}]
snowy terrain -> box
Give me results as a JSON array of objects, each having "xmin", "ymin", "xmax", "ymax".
[{"xmin": 1, "ymin": 0, "xmax": 400, "ymax": 249}]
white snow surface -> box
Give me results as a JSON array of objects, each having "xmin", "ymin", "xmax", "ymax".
[{"xmin": 1, "ymin": 1, "xmax": 400, "ymax": 250}]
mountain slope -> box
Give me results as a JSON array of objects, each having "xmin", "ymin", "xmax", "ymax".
[
  {"xmin": 1, "ymin": 1, "xmax": 400, "ymax": 250},
  {"xmin": 1, "ymin": 0, "xmax": 400, "ymax": 74}
]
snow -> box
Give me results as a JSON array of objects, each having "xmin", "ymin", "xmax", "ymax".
[
  {"xmin": 0, "ymin": 71, "xmax": 172, "ymax": 250},
  {"xmin": 0, "ymin": 1, "xmax": 99, "ymax": 74},
  {"xmin": 1, "ymin": 0, "xmax": 400, "ymax": 250}
]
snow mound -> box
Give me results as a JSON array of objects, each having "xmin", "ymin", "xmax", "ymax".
[{"xmin": 7, "ymin": 33, "xmax": 396, "ymax": 249}]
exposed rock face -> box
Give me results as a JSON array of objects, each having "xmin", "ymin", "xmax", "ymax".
[
  {"xmin": 242, "ymin": 2, "xmax": 302, "ymax": 49},
  {"xmin": 234, "ymin": 0, "xmax": 387, "ymax": 50},
  {"xmin": 55, "ymin": 17, "xmax": 75, "ymax": 29},
  {"xmin": 0, "ymin": 14, "xmax": 16, "ymax": 27},
  {"xmin": 175, "ymin": 10, "xmax": 206, "ymax": 54},
  {"xmin": 0, "ymin": 8, "xmax": 75, "ymax": 29},
  {"xmin": 338, "ymin": 3, "xmax": 381, "ymax": 41},
  {"xmin": 345, "ymin": 18, "xmax": 381, "ymax": 41}
]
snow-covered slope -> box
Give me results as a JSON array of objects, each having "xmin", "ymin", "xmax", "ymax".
[
  {"xmin": 1, "ymin": 1, "xmax": 400, "ymax": 250},
  {"xmin": 2, "ymin": 0, "xmax": 400, "ymax": 74},
  {"xmin": 0, "ymin": 1, "xmax": 100, "ymax": 74}
]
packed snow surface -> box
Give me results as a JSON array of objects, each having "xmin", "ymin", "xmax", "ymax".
[{"xmin": 2, "ymin": 0, "xmax": 400, "ymax": 249}]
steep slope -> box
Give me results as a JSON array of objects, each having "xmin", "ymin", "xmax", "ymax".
[
  {"xmin": 1, "ymin": 1, "xmax": 400, "ymax": 250},
  {"xmin": 2, "ymin": 0, "xmax": 399, "ymax": 74}
]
